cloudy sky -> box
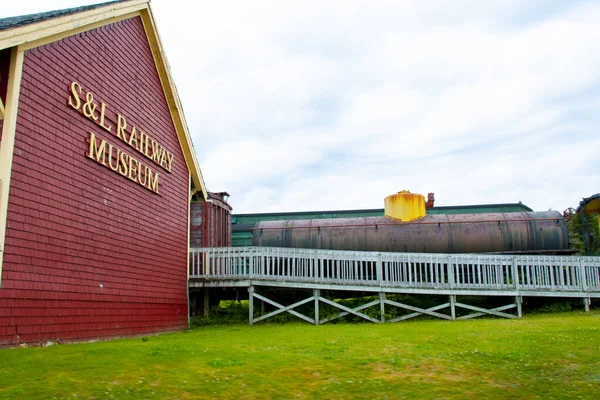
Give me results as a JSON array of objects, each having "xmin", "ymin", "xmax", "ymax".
[{"xmin": 2, "ymin": 0, "xmax": 599, "ymax": 213}]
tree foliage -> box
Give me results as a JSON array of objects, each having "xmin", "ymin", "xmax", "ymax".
[{"xmin": 566, "ymin": 210, "xmax": 600, "ymax": 255}]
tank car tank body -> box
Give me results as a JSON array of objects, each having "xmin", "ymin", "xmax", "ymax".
[{"xmin": 252, "ymin": 211, "xmax": 570, "ymax": 254}]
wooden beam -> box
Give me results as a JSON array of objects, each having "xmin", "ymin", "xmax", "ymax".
[
  {"xmin": 455, "ymin": 302, "xmax": 517, "ymax": 320},
  {"xmin": 319, "ymin": 299, "xmax": 380, "ymax": 324},
  {"xmin": 0, "ymin": 46, "xmax": 24, "ymax": 286},
  {"xmin": 314, "ymin": 289, "xmax": 320, "ymax": 325},
  {"xmin": 385, "ymin": 299, "xmax": 452, "ymax": 320},
  {"xmin": 0, "ymin": 0, "xmax": 148, "ymax": 50},
  {"xmin": 319, "ymin": 297, "xmax": 381, "ymax": 324},
  {"xmin": 186, "ymin": 174, "xmax": 191, "ymax": 282},
  {"xmin": 19, "ymin": 11, "xmax": 142, "ymax": 51},
  {"xmin": 252, "ymin": 292, "xmax": 315, "ymax": 324},
  {"xmin": 379, "ymin": 292, "xmax": 385, "ymax": 323},
  {"xmin": 387, "ymin": 303, "xmax": 451, "ymax": 322},
  {"xmin": 190, "ymin": 278, "xmax": 600, "ymax": 299},
  {"xmin": 248, "ymin": 286, "xmax": 254, "ymax": 325},
  {"xmin": 139, "ymin": 7, "xmax": 208, "ymax": 200}
]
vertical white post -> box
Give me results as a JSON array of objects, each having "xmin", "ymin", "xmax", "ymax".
[
  {"xmin": 249, "ymin": 253, "xmax": 254, "ymax": 278},
  {"xmin": 584, "ymin": 298, "xmax": 591, "ymax": 313},
  {"xmin": 579, "ymin": 257, "xmax": 588, "ymax": 292},
  {"xmin": 319, "ymin": 257, "xmax": 323, "ymax": 282},
  {"xmin": 516, "ymin": 296, "xmax": 522, "ymax": 318},
  {"xmin": 512, "ymin": 256, "xmax": 520, "ymax": 291},
  {"xmin": 0, "ymin": 48, "xmax": 25, "ymax": 288},
  {"xmin": 248, "ymin": 286, "xmax": 254, "ymax": 325},
  {"xmin": 450, "ymin": 295, "xmax": 456, "ymax": 320},
  {"xmin": 314, "ymin": 289, "xmax": 320, "ymax": 325},
  {"xmin": 204, "ymin": 252, "xmax": 210, "ymax": 276},
  {"xmin": 379, "ymin": 292, "xmax": 385, "ymax": 323},
  {"xmin": 376, "ymin": 253, "xmax": 383, "ymax": 285},
  {"xmin": 448, "ymin": 256, "xmax": 455, "ymax": 289}
]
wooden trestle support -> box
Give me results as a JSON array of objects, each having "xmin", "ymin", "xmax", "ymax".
[
  {"xmin": 189, "ymin": 246, "xmax": 599, "ymax": 324},
  {"xmin": 247, "ymin": 287, "xmax": 526, "ymax": 325}
]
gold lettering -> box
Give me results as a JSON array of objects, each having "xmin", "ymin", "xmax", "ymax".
[
  {"xmin": 128, "ymin": 127, "xmax": 139, "ymax": 150},
  {"xmin": 118, "ymin": 151, "xmax": 129, "ymax": 176},
  {"xmin": 160, "ymin": 149, "xmax": 168, "ymax": 170},
  {"xmin": 142, "ymin": 132, "xmax": 151, "ymax": 158},
  {"xmin": 68, "ymin": 82, "xmax": 82, "ymax": 110},
  {"xmin": 147, "ymin": 169, "xmax": 159, "ymax": 194},
  {"xmin": 138, "ymin": 164, "xmax": 148, "ymax": 186},
  {"xmin": 82, "ymin": 92, "xmax": 98, "ymax": 120},
  {"xmin": 128, "ymin": 157, "xmax": 139, "ymax": 182},
  {"xmin": 75, "ymin": 87, "xmax": 169, "ymax": 193},
  {"xmin": 138, "ymin": 131, "xmax": 147, "ymax": 156},
  {"xmin": 87, "ymin": 132, "xmax": 108, "ymax": 165},
  {"xmin": 150, "ymin": 139, "xmax": 161, "ymax": 164},
  {"xmin": 88, "ymin": 137, "xmax": 159, "ymax": 194},
  {"xmin": 165, "ymin": 152, "xmax": 174, "ymax": 172},
  {"xmin": 116, "ymin": 114, "xmax": 128, "ymax": 142},
  {"xmin": 107, "ymin": 143, "xmax": 119, "ymax": 171},
  {"xmin": 99, "ymin": 102, "xmax": 112, "ymax": 132}
]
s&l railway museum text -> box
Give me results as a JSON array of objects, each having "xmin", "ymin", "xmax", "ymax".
[{"xmin": 68, "ymin": 81, "xmax": 175, "ymax": 194}]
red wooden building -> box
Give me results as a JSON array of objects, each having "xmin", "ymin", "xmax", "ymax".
[{"xmin": 0, "ymin": 0, "xmax": 210, "ymax": 346}]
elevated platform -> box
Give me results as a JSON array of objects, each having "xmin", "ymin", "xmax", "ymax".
[{"xmin": 189, "ymin": 247, "xmax": 600, "ymax": 323}]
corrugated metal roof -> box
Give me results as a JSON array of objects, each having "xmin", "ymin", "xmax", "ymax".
[{"xmin": 0, "ymin": 0, "xmax": 126, "ymax": 32}]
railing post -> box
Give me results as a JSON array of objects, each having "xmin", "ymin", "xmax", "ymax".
[
  {"xmin": 379, "ymin": 292, "xmax": 385, "ymax": 323},
  {"xmin": 450, "ymin": 295, "xmax": 456, "ymax": 320},
  {"xmin": 583, "ymin": 297, "xmax": 591, "ymax": 313},
  {"xmin": 579, "ymin": 257, "xmax": 588, "ymax": 292},
  {"xmin": 448, "ymin": 255, "xmax": 455, "ymax": 289},
  {"xmin": 376, "ymin": 253, "xmax": 383, "ymax": 286},
  {"xmin": 249, "ymin": 252, "xmax": 254, "ymax": 278},
  {"xmin": 516, "ymin": 296, "xmax": 523, "ymax": 318},
  {"xmin": 319, "ymin": 256, "xmax": 323, "ymax": 282},
  {"xmin": 312, "ymin": 252, "xmax": 317, "ymax": 283},
  {"xmin": 248, "ymin": 286, "xmax": 254, "ymax": 325},
  {"xmin": 314, "ymin": 289, "xmax": 320, "ymax": 325},
  {"xmin": 512, "ymin": 256, "xmax": 519, "ymax": 291}
]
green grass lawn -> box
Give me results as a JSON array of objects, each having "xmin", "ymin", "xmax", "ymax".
[{"xmin": 0, "ymin": 312, "xmax": 599, "ymax": 399}]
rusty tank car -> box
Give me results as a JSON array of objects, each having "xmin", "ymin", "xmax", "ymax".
[{"xmin": 251, "ymin": 192, "xmax": 571, "ymax": 254}]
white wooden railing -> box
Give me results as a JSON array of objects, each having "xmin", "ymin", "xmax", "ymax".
[{"xmin": 189, "ymin": 247, "xmax": 600, "ymax": 294}]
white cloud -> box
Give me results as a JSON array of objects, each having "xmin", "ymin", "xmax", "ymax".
[{"xmin": 2, "ymin": 0, "xmax": 598, "ymax": 213}]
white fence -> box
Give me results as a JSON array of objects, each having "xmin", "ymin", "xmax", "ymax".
[{"xmin": 189, "ymin": 247, "xmax": 600, "ymax": 294}]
